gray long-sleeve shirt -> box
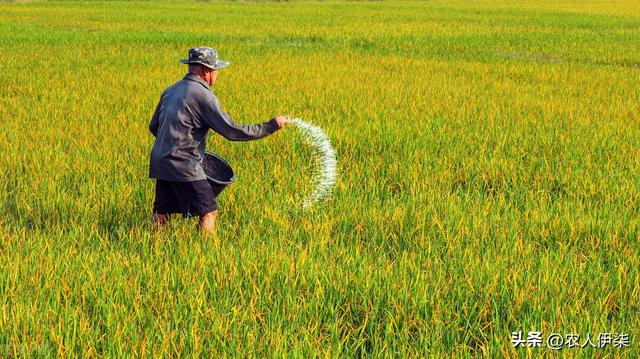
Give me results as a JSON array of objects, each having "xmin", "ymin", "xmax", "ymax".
[{"xmin": 149, "ymin": 73, "xmax": 279, "ymax": 182}]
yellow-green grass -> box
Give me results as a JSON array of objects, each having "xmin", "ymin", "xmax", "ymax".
[{"xmin": 1, "ymin": 0, "xmax": 640, "ymax": 356}]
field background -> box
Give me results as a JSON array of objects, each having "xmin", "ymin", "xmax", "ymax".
[{"xmin": 1, "ymin": 0, "xmax": 640, "ymax": 356}]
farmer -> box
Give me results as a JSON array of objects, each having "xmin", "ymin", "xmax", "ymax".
[{"xmin": 149, "ymin": 46, "xmax": 291, "ymax": 233}]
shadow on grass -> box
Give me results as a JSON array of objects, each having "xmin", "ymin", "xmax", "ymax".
[{"xmin": 491, "ymin": 50, "xmax": 640, "ymax": 69}]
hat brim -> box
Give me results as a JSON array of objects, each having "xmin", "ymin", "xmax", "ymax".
[
  {"xmin": 180, "ymin": 59, "xmax": 230, "ymax": 70},
  {"xmin": 215, "ymin": 60, "xmax": 229, "ymax": 69}
]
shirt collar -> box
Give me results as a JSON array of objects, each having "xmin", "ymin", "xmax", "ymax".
[{"xmin": 183, "ymin": 73, "xmax": 211, "ymax": 91}]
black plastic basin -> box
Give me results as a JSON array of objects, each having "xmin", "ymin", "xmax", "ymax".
[{"xmin": 202, "ymin": 152, "xmax": 235, "ymax": 197}]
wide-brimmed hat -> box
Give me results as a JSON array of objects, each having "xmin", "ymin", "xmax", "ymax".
[{"xmin": 180, "ymin": 47, "xmax": 229, "ymax": 70}]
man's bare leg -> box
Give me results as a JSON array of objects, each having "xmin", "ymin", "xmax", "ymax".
[
  {"xmin": 199, "ymin": 210, "xmax": 218, "ymax": 234},
  {"xmin": 151, "ymin": 212, "xmax": 169, "ymax": 232}
]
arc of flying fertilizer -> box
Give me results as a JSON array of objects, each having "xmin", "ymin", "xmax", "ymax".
[{"xmin": 287, "ymin": 117, "xmax": 337, "ymax": 209}]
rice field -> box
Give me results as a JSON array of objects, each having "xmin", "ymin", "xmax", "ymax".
[{"xmin": 1, "ymin": 0, "xmax": 640, "ymax": 356}]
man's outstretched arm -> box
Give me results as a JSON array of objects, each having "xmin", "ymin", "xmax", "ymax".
[{"xmin": 202, "ymin": 96, "xmax": 290, "ymax": 141}]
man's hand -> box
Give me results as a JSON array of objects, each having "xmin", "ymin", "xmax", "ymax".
[{"xmin": 273, "ymin": 115, "xmax": 293, "ymax": 129}]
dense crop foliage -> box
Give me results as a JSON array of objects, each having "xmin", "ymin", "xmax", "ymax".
[{"xmin": 1, "ymin": 0, "xmax": 640, "ymax": 356}]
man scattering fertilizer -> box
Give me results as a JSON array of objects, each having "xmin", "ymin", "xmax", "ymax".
[{"xmin": 148, "ymin": 47, "xmax": 292, "ymax": 233}]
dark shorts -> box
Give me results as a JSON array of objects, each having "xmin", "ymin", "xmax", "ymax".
[{"xmin": 153, "ymin": 179, "xmax": 217, "ymax": 217}]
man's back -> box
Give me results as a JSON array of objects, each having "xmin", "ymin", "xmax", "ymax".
[{"xmin": 149, "ymin": 74, "xmax": 212, "ymax": 182}]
